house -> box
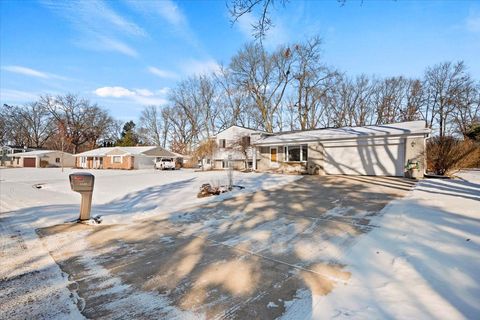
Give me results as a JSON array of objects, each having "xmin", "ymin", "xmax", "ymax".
[
  {"xmin": 74, "ymin": 146, "xmax": 178, "ymax": 170},
  {"xmin": 9, "ymin": 150, "xmax": 75, "ymax": 168},
  {"xmin": 1, "ymin": 145, "xmax": 36, "ymax": 166},
  {"xmin": 252, "ymin": 120, "xmax": 430, "ymax": 178},
  {"xmin": 208, "ymin": 125, "xmax": 264, "ymax": 170}
]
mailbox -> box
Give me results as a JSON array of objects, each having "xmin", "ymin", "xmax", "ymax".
[{"xmin": 69, "ymin": 172, "xmax": 95, "ymax": 222}]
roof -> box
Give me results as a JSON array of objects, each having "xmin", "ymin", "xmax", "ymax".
[
  {"xmin": 74, "ymin": 147, "xmax": 117, "ymax": 157},
  {"xmin": 75, "ymin": 146, "xmax": 178, "ymax": 158},
  {"xmin": 16, "ymin": 150, "xmax": 71, "ymax": 157},
  {"xmin": 214, "ymin": 125, "xmax": 266, "ymax": 137},
  {"xmin": 115, "ymin": 146, "xmax": 157, "ymax": 155},
  {"xmin": 254, "ymin": 121, "xmax": 430, "ymax": 146}
]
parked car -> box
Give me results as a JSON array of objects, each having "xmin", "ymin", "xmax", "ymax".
[{"xmin": 155, "ymin": 158, "xmax": 176, "ymax": 170}]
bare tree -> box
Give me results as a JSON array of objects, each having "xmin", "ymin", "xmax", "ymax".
[
  {"xmin": 290, "ymin": 36, "xmax": 338, "ymax": 130},
  {"xmin": 228, "ymin": 0, "xmax": 288, "ymax": 40},
  {"xmin": 193, "ymin": 138, "xmax": 217, "ymax": 170},
  {"xmin": 230, "ymin": 134, "xmax": 252, "ymax": 169},
  {"xmin": 422, "ymin": 61, "xmax": 472, "ymax": 137},
  {"xmin": 400, "ymin": 79, "xmax": 424, "ymax": 122},
  {"xmin": 44, "ymin": 94, "xmax": 113, "ymax": 153},
  {"xmin": 139, "ymin": 105, "xmax": 162, "ymax": 146},
  {"xmin": 0, "ymin": 102, "xmax": 55, "ymax": 147},
  {"xmin": 230, "ymin": 42, "xmax": 293, "ymax": 132},
  {"xmin": 453, "ymin": 80, "xmax": 480, "ymax": 138}
]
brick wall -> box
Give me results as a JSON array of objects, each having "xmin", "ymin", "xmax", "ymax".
[{"xmin": 104, "ymin": 155, "xmax": 134, "ymax": 170}]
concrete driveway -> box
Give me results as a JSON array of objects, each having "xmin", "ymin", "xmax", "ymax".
[{"xmin": 37, "ymin": 175, "xmax": 415, "ymax": 319}]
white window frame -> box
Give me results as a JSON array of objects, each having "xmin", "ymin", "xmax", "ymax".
[
  {"xmin": 284, "ymin": 145, "xmax": 308, "ymax": 162},
  {"xmin": 111, "ymin": 155, "xmax": 122, "ymax": 163}
]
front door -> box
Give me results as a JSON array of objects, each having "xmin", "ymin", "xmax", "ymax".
[{"xmin": 270, "ymin": 147, "xmax": 279, "ymax": 167}]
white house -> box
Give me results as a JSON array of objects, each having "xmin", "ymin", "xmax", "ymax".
[
  {"xmin": 208, "ymin": 126, "xmax": 264, "ymax": 170},
  {"xmin": 253, "ymin": 121, "xmax": 430, "ymax": 178},
  {"xmin": 10, "ymin": 150, "xmax": 75, "ymax": 168},
  {"xmin": 1, "ymin": 145, "xmax": 35, "ymax": 166}
]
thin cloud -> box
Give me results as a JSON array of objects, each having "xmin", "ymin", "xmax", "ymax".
[
  {"xmin": 466, "ymin": 10, "xmax": 480, "ymax": 33},
  {"xmin": 0, "ymin": 89, "xmax": 40, "ymax": 102},
  {"xmin": 125, "ymin": 0, "xmax": 186, "ymax": 28},
  {"xmin": 125, "ymin": 0, "xmax": 204, "ymax": 52},
  {"xmin": 94, "ymin": 86, "xmax": 169, "ymax": 105},
  {"xmin": 181, "ymin": 59, "xmax": 221, "ymax": 76},
  {"xmin": 42, "ymin": 0, "xmax": 145, "ymax": 57},
  {"xmin": 148, "ymin": 66, "xmax": 178, "ymax": 79},
  {"xmin": 2, "ymin": 65, "xmax": 69, "ymax": 80}
]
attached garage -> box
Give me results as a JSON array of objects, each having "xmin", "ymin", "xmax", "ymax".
[
  {"xmin": 253, "ymin": 121, "xmax": 430, "ymax": 178},
  {"xmin": 323, "ymin": 138, "xmax": 405, "ymax": 176},
  {"xmin": 23, "ymin": 157, "xmax": 37, "ymax": 167}
]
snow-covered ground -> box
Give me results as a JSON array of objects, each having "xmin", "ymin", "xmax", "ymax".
[
  {"xmin": 0, "ymin": 168, "xmax": 300, "ymax": 227},
  {"xmin": 0, "ymin": 168, "xmax": 300, "ymax": 319},
  {"xmin": 308, "ymin": 170, "xmax": 480, "ymax": 319},
  {"xmin": 1, "ymin": 168, "xmax": 479, "ymax": 319}
]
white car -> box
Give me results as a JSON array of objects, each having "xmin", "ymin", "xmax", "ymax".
[{"xmin": 155, "ymin": 158, "xmax": 176, "ymax": 170}]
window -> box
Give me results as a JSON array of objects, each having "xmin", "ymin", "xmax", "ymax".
[
  {"xmin": 219, "ymin": 139, "xmax": 226, "ymax": 148},
  {"xmin": 55, "ymin": 157, "xmax": 60, "ymax": 163},
  {"xmin": 285, "ymin": 145, "xmax": 308, "ymax": 162},
  {"xmin": 287, "ymin": 145, "xmax": 301, "ymax": 161},
  {"xmin": 242, "ymin": 136, "xmax": 251, "ymax": 146},
  {"xmin": 80, "ymin": 157, "xmax": 86, "ymax": 164},
  {"xmin": 302, "ymin": 146, "xmax": 308, "ymax": 162},
  {"xmin": 112, "ymin": 156, "xmax": 121, "ymax": 163}
]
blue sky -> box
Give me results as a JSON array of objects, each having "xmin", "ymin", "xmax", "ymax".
[{"xmin": 1, "ymin": 0, "xmax": 479, "ymax": 121}]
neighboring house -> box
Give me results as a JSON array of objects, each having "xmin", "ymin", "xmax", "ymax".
[
  {"xmin": 253, "ymin": 120, "xmax": 430, "ymax": 178},
  {"xmin": 171, "ymin": 152, "xmax": 191, "ymax": 166},
  {"xmin": 9, "ymin": 150, "xmax": 75, "ymax": 168},
  {"xmin": 74, "ymin": 146, "xmax": 178, "ymax": 170},
  {"xmin": 1, "ymin": 146, "xmax": 36, "ymax": 166},
  {"xmin": 209, "ymin": 125, "xmax": 264, "ymax": 170}
]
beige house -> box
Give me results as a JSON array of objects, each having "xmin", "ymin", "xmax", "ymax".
[
  {"xmin": 10, "ymin": 150, "xmax": 75, "ymax": 168},
  {"xmin": 253, "ymin": 121, "xmax": 430, "ymax": 178},
  {"xmin": 75, "ymin": 146, "xmax": 178, "ymax": 170}
]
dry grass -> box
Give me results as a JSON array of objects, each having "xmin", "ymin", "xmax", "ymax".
[{"xmin": 427, "ymin": 136, "xmax": 480, "ymax": 175}]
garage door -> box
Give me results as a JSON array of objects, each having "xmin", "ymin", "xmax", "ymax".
[
  {"xmin": 23, "ymin": 157, "xmax": 36, "ymax": 167},
  {"xmin": 324, "ymin": 142, "xmax": 405, "ymax": 176}
]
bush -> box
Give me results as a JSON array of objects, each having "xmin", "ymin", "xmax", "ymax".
[
  {"xmin": 40, "ymin": 160, "xmax": 49, "ymax": 168},
  {"xmin": 427, "ymin": 136, "xmax": 480, "ymax": 175}
]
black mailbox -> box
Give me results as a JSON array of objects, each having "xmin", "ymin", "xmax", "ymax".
[{"xmin": 69, "ymin": 172, "xmax": 95, "ymax": 221}]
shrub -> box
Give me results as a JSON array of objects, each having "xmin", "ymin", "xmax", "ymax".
[
  {"xmin": 427, "ymin": 136, "xmax": 480, "ymax": 175},
  {"xmin": 40, "ymin": 160, "xmax": 49, "ymax": 168}
]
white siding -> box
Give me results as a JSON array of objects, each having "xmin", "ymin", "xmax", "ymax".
[
  {"xmin": 323, "ymin": 139, "xmax": 405, "ymax": 176},
  {"xmin": 134, "ymin": 155, "xmax": 156, "ymax": 169}
]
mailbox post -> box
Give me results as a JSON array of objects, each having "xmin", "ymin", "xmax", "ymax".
[{"xmin": 69, "ymin": 172, "xmax": 95, "ymax": 222}]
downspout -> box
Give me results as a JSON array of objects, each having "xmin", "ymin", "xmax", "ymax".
[{"xmin": 423, "ymin": 133, "xmax": 432, "ymax": 177}]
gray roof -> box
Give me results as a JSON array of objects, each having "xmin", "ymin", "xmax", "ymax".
[{"xmin": 254, "ymin": 121, "xmax": 430, "ymax": 146}]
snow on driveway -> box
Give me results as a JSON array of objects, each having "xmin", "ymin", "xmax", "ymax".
[
  {"xmin": 309, "ymin": 170, "xmax": 480, "ymax": 319},
  {"xmin": 0, "ymin": 168, "xmax": 299, "ymax": 320}
]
